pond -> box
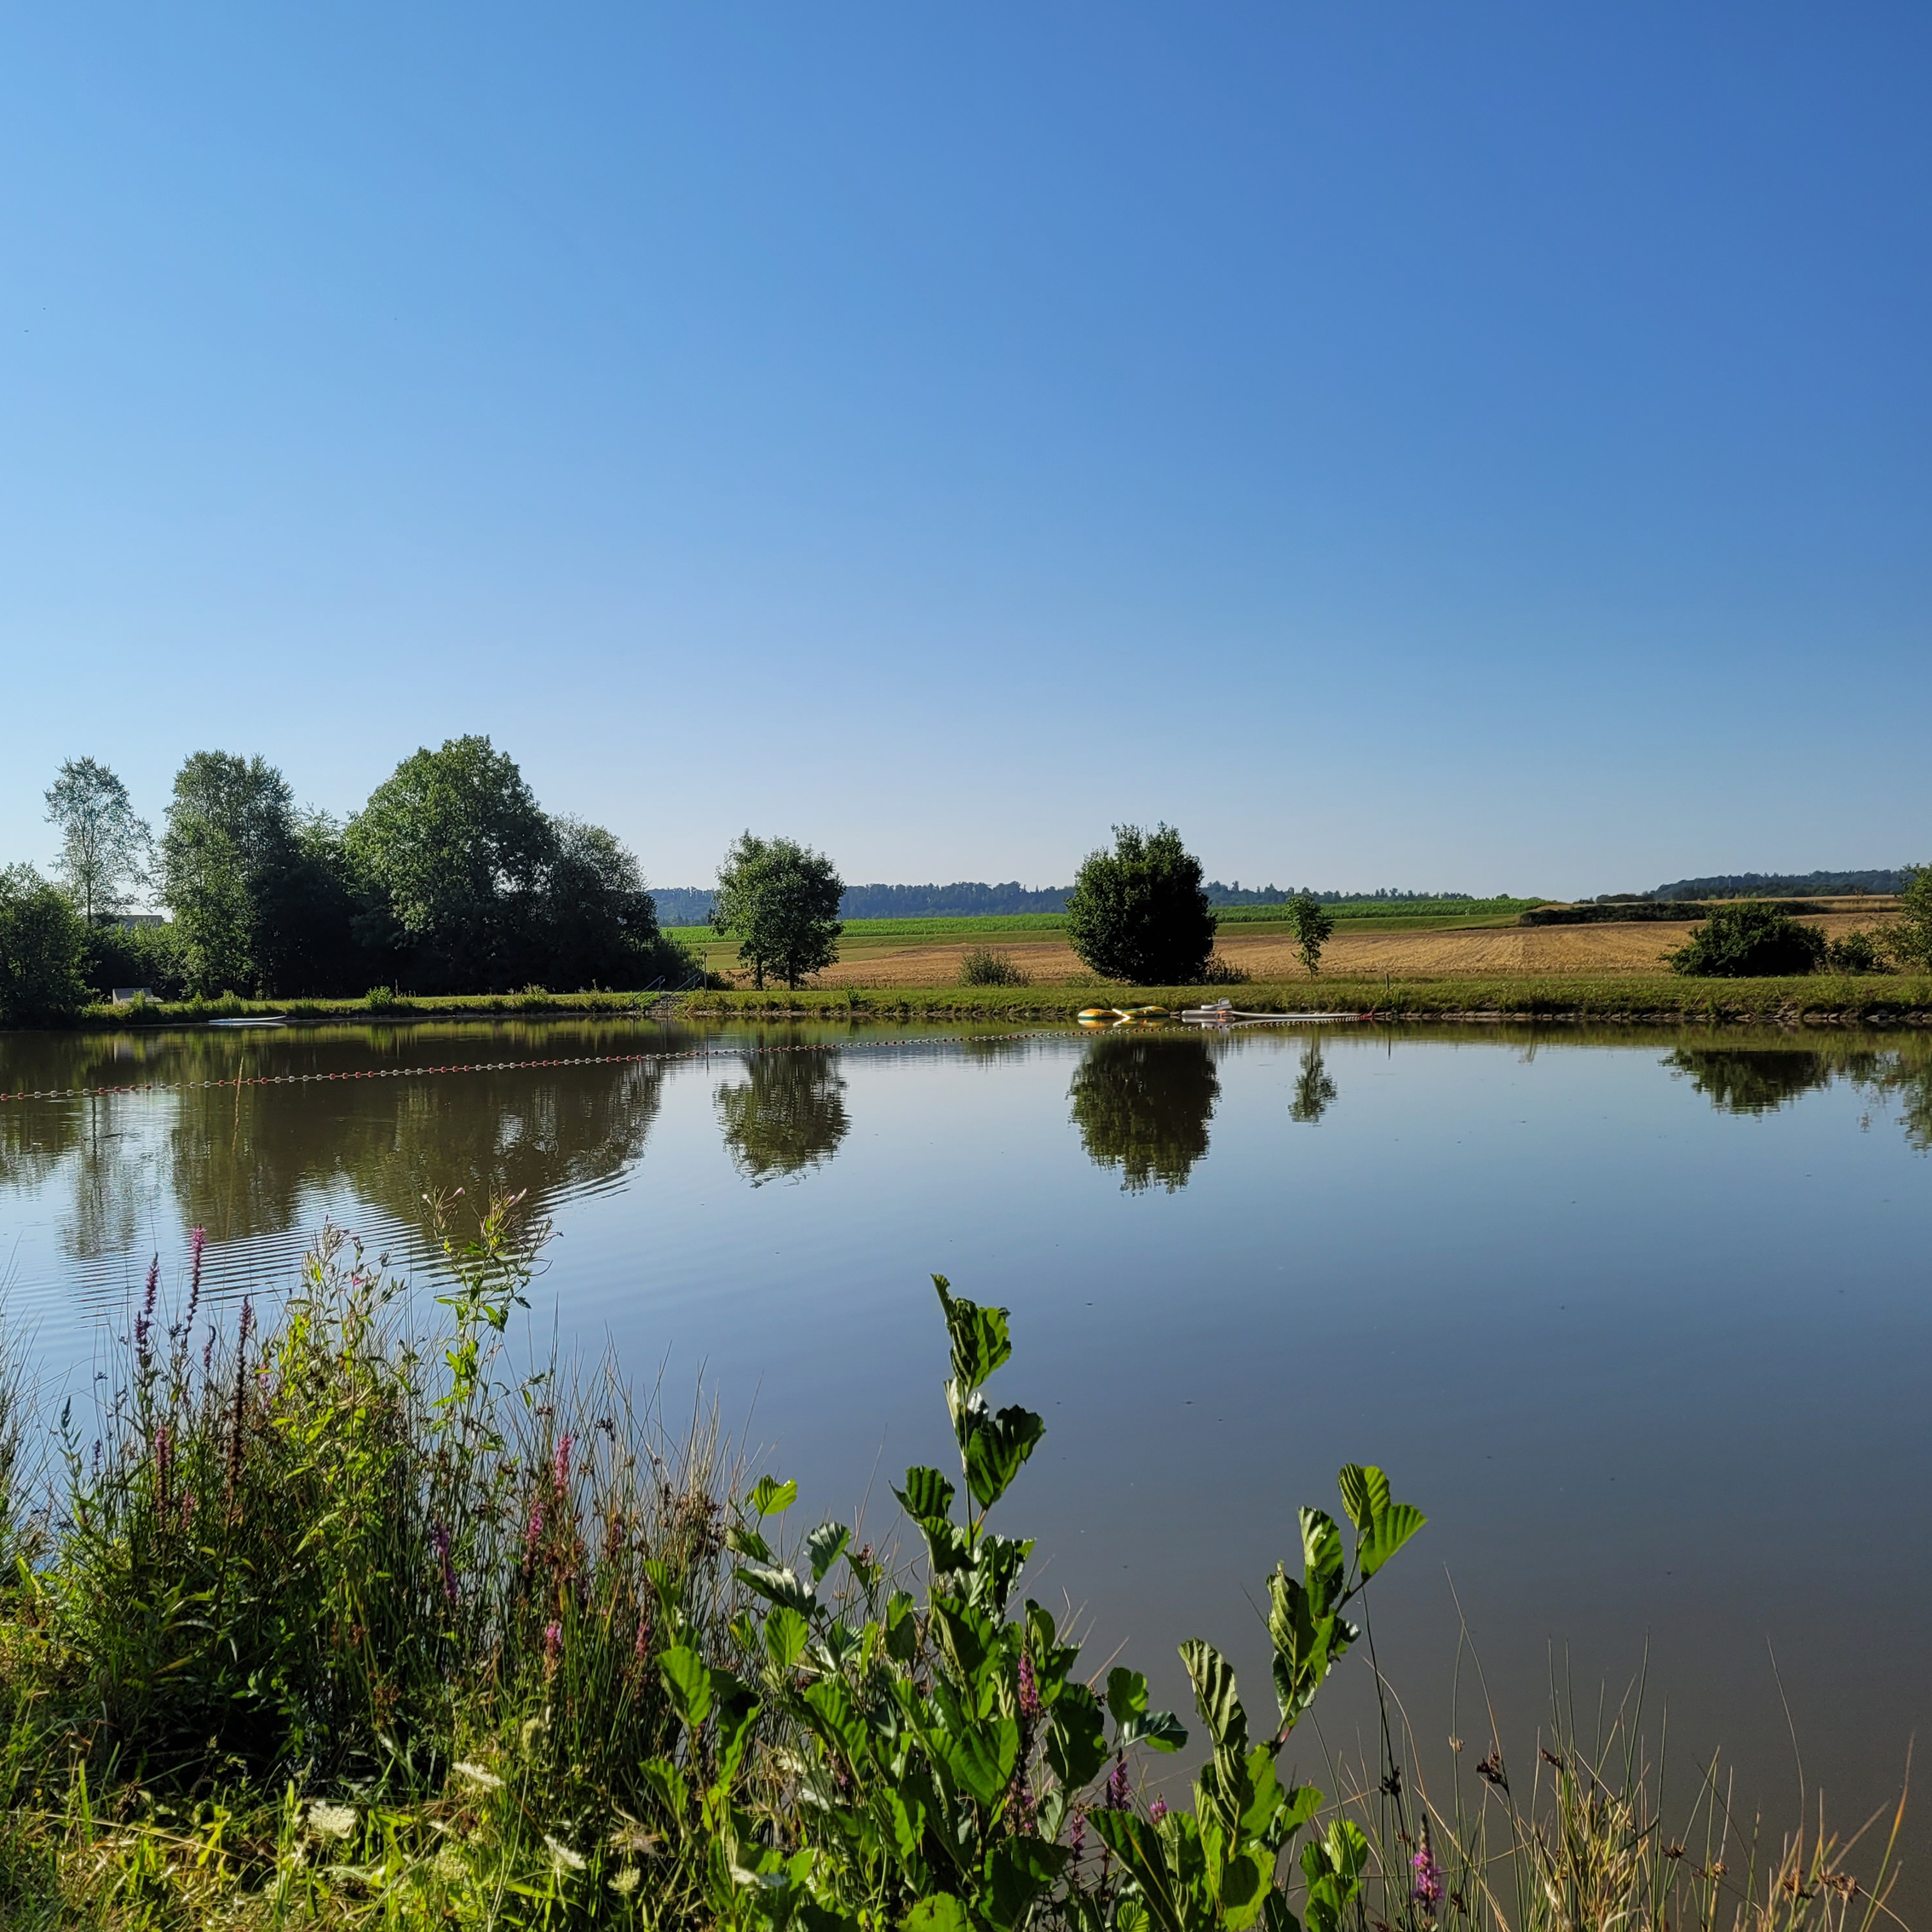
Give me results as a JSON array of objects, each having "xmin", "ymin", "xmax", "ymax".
[{"xmin": 2, "ymin": 1016, "xmax": 1928, "ymax": 1890}]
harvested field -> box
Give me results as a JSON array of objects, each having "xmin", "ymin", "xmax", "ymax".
[{"xmin": 769, "ymin": 911, "xmax": 1901, "ymax": 988}]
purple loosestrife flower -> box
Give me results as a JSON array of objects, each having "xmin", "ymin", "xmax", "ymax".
[
  {"xmin": 1149, "ymin": 1796, "xmax": 1170, "ymax": 1824},
  {"xmin": 553, "ymin": 1433, "xmax": 573, "ymax": 1490},
  {"xmin": 1106, "ymin": 1754, "xmax": 1130, "ymax": 1811},
  {"xmin": 525, "ymin": 1499, "xmax": 544, "ymax": 1563},
  {"xmin": 239, "ymin": 1297, "xmax": 255, "ymax": 1346},
  {"xmin": 186, "ymin": 1228, "xmax": 206, "ymax": 1327},
  {"xmin": 635, "ymin": 1609, "xmax": 653, "ymax": 1659},
  {"xmin": 1412, "ymin": 1820, "xmax": 1443, "ymax": 1915},
  {"xmin": 1068, "ymin": 1808, "xmax": 1085, "ymax": 1862},
  {"xmin": 142, "ymin": 1255, "xmax": 159, "ymax": 1320},
  {"xmin": 431, "ymin": 1523, "xmax": 457, "ymax": 1604},
  {"xmin": 1018, "ymin": 1653, "xmax": 1043, "ymax": 1724},
  {"xmin": 543, "ymin": 1620, "xmax": 562, "ymax": 1674}
]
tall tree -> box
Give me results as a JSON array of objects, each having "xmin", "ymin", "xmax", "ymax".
[
  {"xmin": 345, "ymin": 735, "xmax": 558, "ymax": 992},
  {"xmin": 158, "ymin": 752, "xmax": 301, "ymax": 995},
  {"xmin": 710, "ymin": 833, "xmax": 843, "ymax": 990},
  {"xmin": 1064, "ymin": 824, "xmax": 1217, "ymax": 985},
  {"xmin": 1287, "ymin": 891, "xmax": 1336, "ymax": 978},
  {"xmin": 43, "ymin": 757, "xmax": 151, "ymax": 926}
]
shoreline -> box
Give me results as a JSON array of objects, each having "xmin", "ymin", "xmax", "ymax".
[{"xmin": 11, "ymin": 971, "xmax": 1932, "ymax": 1034}]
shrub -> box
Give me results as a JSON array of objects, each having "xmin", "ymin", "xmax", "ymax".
[
  {"xmin": 1889, "ymin": 863, "xmax": 1932, "ymax": 970},
  {"xmin": 1665, "ymin": 901, "xmax": 1829, "ymax": 976},
  {"xmin": 1198, "ymin": 951, "xmax": 1250, "ymax": 985},
  {"xmin": 959, "ymin": 946, "xmax": 1031, "ymax": 986},
  {"xmin": 1826, "ymin": 927, "xmax": 1892, "ymax": 975},
  {"xmin": 0, "ymin": 865, "xmax": 89, "ymax": 1025},
  {"xmin": 1065, "ymin": 823, "xmax": 1217, "ymax": 984}
]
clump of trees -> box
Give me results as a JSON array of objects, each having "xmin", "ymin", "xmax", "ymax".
[
  {"xmin": 0, "ymin": 865, "xmax": 91, "ymax": 1025},
  {"xmin": 12, "ymin": 739, "xmax": 702, "ymax": 1009},
  {"xmin": 1065, "ymin": 824, "xmax": 1217, "ymax": 985},
  {"xmin": 710, "ymin": 833, "xmax": 843, "ymax": 990}
]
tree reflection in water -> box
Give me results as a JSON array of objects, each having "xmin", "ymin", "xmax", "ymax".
[
  {"xmin": 1665, "ymin": 1049, "xmax": 1837, "ymax": 1114},
  {"xmin": 715, "ymin": 1049, "xmax": 850, "ymax": 1186},
  {"xmin": 1068, "ymin": 1031, "xmax": 1220, "ymax": 1193},
  {"xmin": 1288, "ymin": 1038, "xmax": 1337, "ymax": 1124}
]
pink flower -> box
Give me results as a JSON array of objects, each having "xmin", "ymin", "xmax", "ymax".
[
  {"xmin": 1068, "ymin": 1807, "xmax": 1085, "ymax": 1861},
  {"xmin": 1412, "ymin": 1820, "xmax": 1443, "ymax": 1913},
  {"xmin": 524, "ymin": 1498, "xmax": 544, "ymax": 1560},
  {"xmin": 430, "ymin": 1523, "xmax": 457, "ymax": 1604},
  {"xmin": 1106, "ymin": 1753, "xmax": 1130, "ymax": 1811},
  {"xmin": 186, "ymin": 1228, "xmax": 206, "ymax": 1325},
  {"xmin": 1017, "ymin": 1652, "xmax": 1043, "ymax": 1723},
  {"xmin": 553, "ymin": 1433, "xmax": 573, "ymax": 1490},
  {"xmin": 1149, "ymin": 1796, "xmax": 1170, "ymax": 1824}
]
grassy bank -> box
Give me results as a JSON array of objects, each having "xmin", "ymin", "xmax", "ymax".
[
  {"xmin": 680, "ymin": 975, "xmax": 1932, "ymax": 1025},
  {"xmin": 33, "ymin": 973, "xmax": 1932, "ymax": 1036},
  {"xmin": 0, "ymin": 1210, "xmax": 1905, "ymax": 1928}
]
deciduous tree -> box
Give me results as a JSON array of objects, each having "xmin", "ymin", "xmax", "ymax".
[
  {"xmin": 44, "ymin": 757, "xmax": 150, "ymax": 927},
  {"xmin": 1064, "ymin": 823, "xmax": 1216, "ymax": 985},
  {"xmin": 710, "ymin": 833, "xmax": 843, "ymax": 990}
]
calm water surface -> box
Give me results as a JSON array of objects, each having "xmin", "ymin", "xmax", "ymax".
[{"xmin": 2, "ymin": 1017, "xmax": 1928, "ymax": 1889}]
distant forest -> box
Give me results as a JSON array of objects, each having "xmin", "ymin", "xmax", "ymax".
[
  {"xmin": 654, "ymin": 882, "xmax": 1491, "ymax": 924},
  {"xmin": 1640, "ymin": 869, "xmax": 1907, "ymax": 901}
]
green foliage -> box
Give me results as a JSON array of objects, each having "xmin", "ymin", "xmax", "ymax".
[
  {"xmin": 1066, "ymin": 825, "xmax": 1218, "ymax": 985},
  {"xmin": 716, "ymin": 1048, "xmax": 851, "ymax": 1184},
  {"xmin": 0, "ymin": 865, "xmax": 89, "ymax": 1025},
  {"xmin": 1069, "ymin": 1033, "xmax": 1220, "ymax": 1193},
  {"xmin": 1887, "ymin": 863, "xmax": 1932, "ymax": 971},
  {"xmin": 1824, "ymin": 928, "xmax": 1891, "ymax": 975},
  {"xmin": 962, "ymin": 947, "xmax": 1032, "ymax": 987},
  {"xmin": 1665, "ymin": 901, "xmax": 1830, "ymax": 977},
  {"xmin": 78, "ymin": 917, "xmax": 189, "ymax": 1001},
  {"xmin": 43, "ymin": 756, "xmax": 151, "ymax": 927},
  {"xmin": 712, "ymin": 831, "xmax": 845, "ymax": 990},
  {"xmin": 1286, "ymin": 894, "xmax": 1336, "ymax": 979}
]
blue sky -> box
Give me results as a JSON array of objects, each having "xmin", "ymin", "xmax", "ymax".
[{"xmin": 3, "ymin": 4, "xmax": 1927, "ymax": 897}]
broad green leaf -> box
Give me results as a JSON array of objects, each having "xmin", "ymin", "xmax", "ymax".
[
  {"xmin": 1359, "ymin": 1501, "xmax": 1426, "ymax": 1579},
  {"xmin": 885, "ymin": 1590, "xmax": 919, "ymax": 1663},
  {"xmin": 894, "ymin": 1465, "xmax": 956, "ymax": 1524},
  {"xmin": 937, "ymin": 1716, "xmax": 1019, "ymax": 1811},
  {"xmin": 1219, "ymin": 1849, "xmax": 1271, "ymax": 1929},
  {"xmin": 763, "ymin": 1604, "xmax": 809, "ymax": 1671},
  {"xmin": 963, "ymin": 1404, "xmax": 1046, "ymax": 1510},
  {"xmin": 802, "ymin": 1678, "xmax": 871, "ymax": 1768},
  {"xmin": 658, "ymin": 1645, "xmax": 710, "ymax": 1727},
  {"xmin": 933, "ymin": 1275, "xmax": 1013, "ymax": 1392},
  {"xmin": 930, "ymin": 1597, "xmax": 997, "ymax": 1687},
  {"xmin": 968, "ymin": 1531, "xmax": 1033, "ymax": 1613},
  {"xmin": 1181, "ymin": 1640, "xmax": 1250, "ymax": 1757},
  {"xmin": 1045, "ymin": 1681, "xmax": 1107, "ymax": 1787},
  {"xmin": 1117, "ymin": 1709, "xmax": 1188, "ymax": 1754},
  {"xmin": 750, "ymin": 1475, "xmax": 799, "ymax": 1517},
  {"xmin": 1087, "ymin": 1808, "xmax": 1185, "ymax": 1932},
  {"xmin": 1336, "ymin": 1465, "xmax": 1389, "ymax": 1538},
  {"xmin": 1107, "ymin": 1666, "xmax": 1149, "ymax": 1727},
  {"xmin": 877, "ymin": 1785, "xmax": 925, "ymax": 1863},
  {"xmin": 1299, "ymin": 1509, "xmax": 1343, "ymax": 1603},
  {"xmin": 733, "ymin": 1562, "xmax": 814, "ymax": 1614},
  {"xmin": 638, "ymin": 1756, "xmax": 688, "ymax": 1821},
  {"xmin": 905, "ymin": 1895, "xmax": 970, "ymax": 1932},
  {"xmin": 725, "ymin": 1523, "xmax": 772, "ymax": 1562},
  {"xmin": 986, "ymin": 1835, "xmax": 1072, "ymax": 1929},
  {"xmin": 806, "ymin": 1520, "xmax": 852, "ymax": 1584}
]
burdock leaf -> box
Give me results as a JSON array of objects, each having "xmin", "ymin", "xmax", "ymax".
[
  {"xmin": 749, "ymin": 1475, "xmax": 798, "ymax": 1518},
  {"xmin": 1336, "ymin": 1465, "xmax": 1389, "ymax": 1538},
  {"xmin": 963, "ymin": 1404, "xmax": 1045, "ymax": 1510},
  {"xmin": 933, "ymin": 1275, "xmax": 1013, "ymax": 1392},
  {"xmin": 894, "ymin": 1465, "xmax": 955, "ymax": 1525},
  {"xmin": 805, "ymin": 1521, "xmax": 851, "ymax": 1584},
  {"xmin": 1107, "ymin": 1667, "xmax": 1150, "ymax": 1727},
  {"xmin": 1182, "ymin": 1639, "xmax": 1249, "ymax": 1757},
  {"xmin": 1359, "ymin": 1500, "xmax": 1425, "ymax": 1579}
]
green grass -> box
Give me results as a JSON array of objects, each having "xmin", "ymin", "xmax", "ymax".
[{"xmin": 677, "ymin": 973, "xmax": 1932, "ymax": 1023}]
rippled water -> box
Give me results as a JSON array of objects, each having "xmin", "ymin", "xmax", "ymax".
[{"xmin": 2, "ymin": 1016, "xmax": 1928, "ymax": 1894}]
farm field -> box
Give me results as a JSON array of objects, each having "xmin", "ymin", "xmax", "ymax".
[{"xmin": 676, "ymin": 906, "xmax": 1901, "ymax": 988}]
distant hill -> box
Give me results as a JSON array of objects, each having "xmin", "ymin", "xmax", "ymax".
[
  {"xmin": 1643, "ymin": 868, "xmax": 1908, "ymax": 901},
  {"xmin": 653, "ymin": 879, "xmax": 1506, "ymax": 925}
]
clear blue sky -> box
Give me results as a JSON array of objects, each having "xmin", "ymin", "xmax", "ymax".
[{"xmin": 3, "ymin": 4, "xmax": 1927, "ymax": 897}]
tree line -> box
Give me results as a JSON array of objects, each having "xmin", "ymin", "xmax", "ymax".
[{"xmin": 3, "ymin": 738, "xmax": 701, "ymax": 1020}]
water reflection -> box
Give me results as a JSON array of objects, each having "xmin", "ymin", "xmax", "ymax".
[
  {"xmin": 1288, "ymin": 1038, "xmax": 1337, "ymax": 1124},
  {"xmin": 1665, "ymin": 1037, "xmax": 1932, "ymax": 1147},
  {"xmin": 714, "ymin": 1048, "xmax": 850, "ymax": 1186},
  {"xmin": 1665, "ymin": 1049, "xmax": 1834, "ymax": 1114},
  {"xmin": 1068, "ymin": 1032, "xmax": 1220, "ymax": 1193}
]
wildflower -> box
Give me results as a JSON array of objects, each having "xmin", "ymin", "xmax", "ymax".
[
  {"xmin": 610, "ymin": 1866, "xmax": 642, "ymax": 1895},
  {"xmin": 1411, "ymin": 1819, "xmax": 1444, "ymax": 1915},
  {"xmin": 141, "ymin": 1254, "xmax": 158, "ymax": 1321},
  {"xmin": 308, "ymin": 1802, "xmax": 358, "ymax": 1840},
  {"xmin": 452, "ymin": 1761, "xmax": 504, "ymax": 1791},
  {"xmin": 1068, "ymin": 1807, "xmax": 1085, "ymax": 1861},
  {"xmin": 1149, "ymin": 1796, "xmax": 1170, "ymax": 1824},
  {"xmin": 1018, "ymin": 1652, "xmax": 1042, "ymax": 1723},
  {"xmin": 543, "ymin": 1619, "xmax": 562, "ymax": 1674},
  {"xmin": 544, "ymin": 1833, "xmax": 586, "ymax": 1872},
  {"xmin": 430, "ymin": 1522, "xmax": 457, "ymax": 1604},
  {"xmin": 524, "ymin": 1498, "xmax": 544, "ymax": 1561},
  {"xmin": 634, "ymin": 1609, "xmax": 653, "ymax": 1659},
  {"xmin": 239, "ymin": 1296, "xmax": 255, "ymax": 1346},
  {"xmin": 553, "ymin": 1432, "xmax": 573, "ymax": 1490},
  {"xmin": 153, "ymin": 1424, "xmax": 173, "ymax": 1507},
  {"xmin": 1106, "ymin": 1752, "xmax": 1130, "ymax": 1811},
  {"xmin": 186, "ymin": 1227, "xmax": 206, "ymax": 1326}
]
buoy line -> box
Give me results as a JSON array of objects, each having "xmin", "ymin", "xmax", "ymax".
[{"xmin": 0, "ymin": 1031, "xmax": 1083, "ymax": 1105}]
